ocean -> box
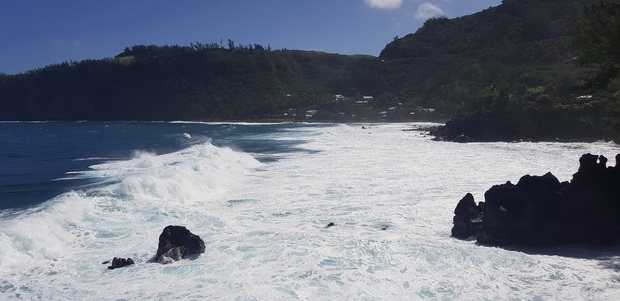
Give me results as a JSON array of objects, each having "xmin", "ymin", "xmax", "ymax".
[{"xmin": 0, "ymin": 121, "xmax": 619, "ymax": 300}]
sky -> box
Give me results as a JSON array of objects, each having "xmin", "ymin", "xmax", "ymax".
[{"xmin": 0, "ymin": 0, "xmax": 502, "ymax": 75}]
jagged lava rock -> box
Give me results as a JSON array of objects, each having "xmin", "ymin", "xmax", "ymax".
[
  {"xmin": 476, "ymin": 172, "xmax": 567, "ymax": 245},
  {"xmin": 451, "ymin": 193, "xmax": 482, "ymax": 239},
  {"xmin": 452, "ymin": 153, "xmax": 620, "ymax": 246},
  {"xmin": 107, "ymin": 257, "xmax": 134, "ymax": 269},
  {"xmin": 155, "ymin": 225, "xmax": 205, "ymax": 264}
]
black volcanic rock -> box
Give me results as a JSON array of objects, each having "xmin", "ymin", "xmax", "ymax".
[
  {"xmin": 430, "ymin": 111, "xmax": 604, "ymax": 143},
  {"xmin": 107, "ymin": 257, "xmax": 134, "ymax": 269},
  {"xmin": 476, "ymin": 172, "xmax": 566, "ymax": 245},
  {"xmin": 451, "ymin": 193, "xmax": 482, "ymax": 239},
  {"xmin": 155, "ymin": 225, "xmax": 205, "ymax": 264},
  {"xmin": 452, "ymin": 153, "xmax": 620, "ymax": 246},
  {"xmin": 158, "ymin": 247, "xmax": 187, "ymax": 264}
]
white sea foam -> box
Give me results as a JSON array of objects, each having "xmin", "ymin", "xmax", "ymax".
[
  {"xmin": 72, "ymin": 157, "xmax": 113, "ymax": 161},
  {"xmin": 0, "ymin": 191, "xmax": 96, "ymax": 271},
  {"xmin": 1, "ymin": 123, "xmax": 619, "ymax": 300}
]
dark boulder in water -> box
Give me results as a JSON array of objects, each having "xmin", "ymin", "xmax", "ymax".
[
  {"xmin": 452, "ymin": 153, "xmax": 620, "ymax": 246},
  {"xmin": 107, "ymin": 257, "xmax": 134, "ymax": 269},
  {"xmin": 155, "ymin": 225, "xmax": 205, "ymax": 264}
]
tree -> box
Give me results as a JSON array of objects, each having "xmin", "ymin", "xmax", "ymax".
[
  {"xmin": 574, "ymin": 0, "xmax": 620, "ymax": 89},
  {"xmin": 574, "ymin": 0, "xmax": 620, "ymax": 141}
]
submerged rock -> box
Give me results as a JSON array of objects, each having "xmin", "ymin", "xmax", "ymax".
[
  {"xmin": 452, "ymin": 153, "xmax": 620, "ymax": 246},
  {"xmin": 107, "ymin": 257, "xmax": 134, "ymax": 269},
  {"xmin": 155, "ymin": 225, "xmax": 205, "ymax": 264}
]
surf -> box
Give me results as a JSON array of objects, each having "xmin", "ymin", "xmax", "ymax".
[{"xmin": 1, "ymin": 122, "xmax": 619, "ymax": 300}]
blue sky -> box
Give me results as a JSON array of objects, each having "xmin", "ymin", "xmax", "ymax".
[{"xmin": 0, "ymin": 0, "xmax": 501, "ymax": 75}]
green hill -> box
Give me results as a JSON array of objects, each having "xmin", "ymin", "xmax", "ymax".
[
  {"xmin": 381, "ymin": 0, "xmax": 584, "ymax": 64},
  {"xmin": 378, "ymin": 0, "xmax": 620, "ymax": 141},
  {"xmin": 0, "ymin": 46, "xmax": 386, "ymax": 121},
  {"xmin": 377, "ymin": 0, "xmax": 594, "ymax": 110}
]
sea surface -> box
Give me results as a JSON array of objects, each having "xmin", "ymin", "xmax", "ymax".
[{"xmin": 0, "ymin": 121, "xmax": 619, "ymax": 300}]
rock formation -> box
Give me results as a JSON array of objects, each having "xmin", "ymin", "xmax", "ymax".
[
  {"xmin": 105, "ymin": 225, "xmax": 205, "ymax": 269},
  {"xmin": 155, "ymin": 225, "xmax": 205, "ymax": 264},
  {"xmin": 452, "ymin": 153, "xmax": 620, "ymax": 246},
  {"xmin": 107, "ymin": 257, "xmax": 134, "ymax": 269},
  {"xmin": 451, "ymin": 193, "xmax": 483, "ymax": 239}
]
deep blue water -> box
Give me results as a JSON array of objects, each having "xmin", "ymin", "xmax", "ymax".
[{"xmin": 0, "ymin": 121, "xmax": 319, "ymax": 210}]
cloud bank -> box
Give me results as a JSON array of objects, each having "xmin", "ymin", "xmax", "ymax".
[
  {"xmin": 364, "ymin": 0, "xmax": 403, "ymax": 10},
  {"xmin": 414, "ymin": 3, "xmax": 445, "ymax": 19}
]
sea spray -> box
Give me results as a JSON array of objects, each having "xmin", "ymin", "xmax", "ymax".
[
  {"xmin": 0, "ymin": 191, "xmax": 96, "ymax": 270},
  {"xmin": 88, "ymin": 143, "xmax": 262, "ymax": 205},
  {"xmin": 0, "ymin": 140, "xmax": 263, "ymax": 299}
]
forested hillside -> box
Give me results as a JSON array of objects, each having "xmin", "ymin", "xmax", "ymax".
[
  {"xmin": 0, "ymin": 45, "xmax": 386, "ymax": 121},
  {"xmin": 1, "ymin": 0, "xmax": 618, "ymax": 141},
  {"xmin": 386, "ymin": 0, "xmax": 619, "ymax": 142},
  {"xmin": 379, "ymin": 0, "xmax": 613, "ymax": 141}
]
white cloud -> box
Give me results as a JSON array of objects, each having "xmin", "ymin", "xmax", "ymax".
[
  {"xmin": 364, "ymin": 0, "xmax": 403, "ymax": 10},
  {"xmin": 414, "ymin": 3, "xmax": 445, "ymax": 20}
]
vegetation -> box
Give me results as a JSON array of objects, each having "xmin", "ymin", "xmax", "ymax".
[
  {"xmin": 574, "ymin": 0, "xmax": 620, "ymax": 141},
  {"xmin": 0, "ymin": 0, "xmax": 619, "ymax": 142},
  {"xmin": 0, "ymin": 42, "xmax": 420, "ymax": 121},
  {"xmin": 381, "ymin": 0, "xmax": 615, "ymax": 141},
  {"xmin": 0, "ymin": 45, "xmax": 346, "ymax": 120}
]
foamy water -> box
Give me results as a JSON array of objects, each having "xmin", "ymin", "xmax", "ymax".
[{"xmin": 1, "ymin": 123, "xmax": 619, "ymax": 300}]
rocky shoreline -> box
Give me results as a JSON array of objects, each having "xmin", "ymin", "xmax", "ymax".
[
  {"xmin": 430, "ymin": 111, "xmax": 606, "ymax": 143},
  {"xmin": 452, "ymin": 153, "xmax": 620, "ymax": 246}
]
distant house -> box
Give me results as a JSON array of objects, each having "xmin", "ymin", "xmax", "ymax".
[
  {"xmin": 333, "ymin": 94, "xmax": 346, "ymax": 102},
  {"xmin": 356, "ymin": 95, "xmax": 374, "ymax": 105},
  {"xmin": 573, "ymin": 95, "xmax": 593, "ymax": 104},
  {"xmin": 282, "ymin": 108, "xmax": 297, "ymax": 117},
  {"xmin": 305, "ymin": 110, "xmax": 318, "ymax": 119},
  {"xmin": 415, "ymin": 106, "xmax": 436, "ymax": 112}
]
